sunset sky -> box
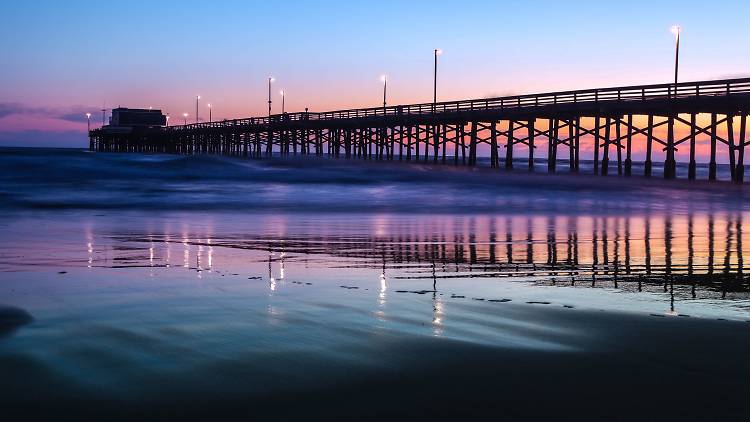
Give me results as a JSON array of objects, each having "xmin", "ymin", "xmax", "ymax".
[{"xmin": 1, "ymin": 0, "xmax": 749, "ymax": 150}]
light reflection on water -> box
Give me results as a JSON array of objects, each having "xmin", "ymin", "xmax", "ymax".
[
  {"xmin": 98, "ymin": 212, "xmax": 750, "ymax": 297},
  {"xmin": 1, "ymin": 211, "xmax": 750, "ymax": 321}
]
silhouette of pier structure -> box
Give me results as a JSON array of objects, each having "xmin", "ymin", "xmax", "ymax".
[{"xmin": 90, "ymin": 78, "xmax": 750, "ymax": 182}]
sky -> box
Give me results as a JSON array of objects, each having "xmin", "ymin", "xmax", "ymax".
[{"xmin": 1, "ymin": 0, "xmax": 749, "ymax": 148}]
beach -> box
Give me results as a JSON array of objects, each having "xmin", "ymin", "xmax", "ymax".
[{"xmin": 1, "ymin": 148, "xmax": 750, "ymax": 420}]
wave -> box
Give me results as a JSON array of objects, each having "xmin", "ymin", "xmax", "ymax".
[{"xmin": 1, "ymin": 147, "xmax": 748, "ymax": 214}]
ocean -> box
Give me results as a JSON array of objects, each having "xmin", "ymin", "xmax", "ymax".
[{"xmin": 1, "ymin": 147, "xmax": 749, "ymax": 420}]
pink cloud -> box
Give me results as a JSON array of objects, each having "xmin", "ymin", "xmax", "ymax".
[{"xmin": 0, "ymin": 113, "xmax": 86, "ymax": 132}]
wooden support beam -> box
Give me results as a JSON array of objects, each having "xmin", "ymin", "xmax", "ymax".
[
  {"xmin": 441, "ymin": 124, "xmax": 448, "ymax": 164},
  {"xmin": 688, "ymin": 113, "xmax": 696, "ymax": 180},
  {"xmin": 548, "ymin": 119, "xmax": 557, "ymax": 173},
  {"xmin": 625, "ymin": 115, "xmax": 633, "ymax": 176},
  {"xmin": 460, "ymin": 123, "xmax": 467, "ymax": 164},
  {"xmin": 470, "ymin": 121, "xmax": 478, "ymax": 166},
  {"xmin": 665, "ymin": 115, "xmax": 676, "ymax": 179},
  {"xmin": 593, "ymin": 117, "xmax": 601, "ymax": 175},
  {"xmin": 392, "ymin": 127, "xmax": 400, "ymax": 159},
  {"xmin": 454, "ymin": 124, "xmax": 460, "ymax": 165},
  {"xmin": 674, "ymin": 115, "xmax": 729, "ymax": 146},
  {"xmin": 406, "ymin": 126, "xmax": 413, "ymax": 161},
  {"xmin": 727, "ymin": 115, "xmax": 736, "ymax": 182},
  {"xmin": 490, "ymin": 122, "xmax": 498, "ymax": 168},
  {"xmin": 506, "ymin": 121, "xmax": 514, "ymax": 169},
  {"xmin": 738, "ymin": 114, "xmax": 747, "ymax": 183},
  {"xmin": 601, "ymin": 117, "xmax": 610, "ymax": 176},
  {"xmin": 528, "ymin": 120, "xmax": 535, "ymax": 171},
  {"xmin": 433, "ymin": 124, "xmax": 439, "ymax": 163},
  {"xmin": 709, "ymin": 113, "xmax": 718, "ymax": 181},
  {"xmin": 414, "ymin": 126, "xmax": 420, "ymax": 161},
  {"xmin": 568, "ymin": 119, "xmax": 574, "ymax": 172},
  {"xmin": 422, "ymin": 125, "xmax": 429, "ymax": 162}
]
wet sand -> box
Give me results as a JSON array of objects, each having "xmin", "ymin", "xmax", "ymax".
[
  {"xmin": 1, "ymin": 211, "xmax": 749, "ymax": 420},
  {"xmin": 2, "ymin": 300, "xmax": 749, "ymax": 421}
]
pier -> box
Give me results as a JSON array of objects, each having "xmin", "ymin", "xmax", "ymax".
[{"xmin": 90, "ymin": 78, "xmax": 750, "ymax": 182}]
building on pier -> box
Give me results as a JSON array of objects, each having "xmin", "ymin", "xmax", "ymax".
[{"xmin": 108, "ymin": 108, "xmax": 167, "ymax": 128}]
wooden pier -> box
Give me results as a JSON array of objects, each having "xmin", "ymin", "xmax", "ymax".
[{"xmin": 90, "ymin": 78, "xmax": 750, "ymax": 182}]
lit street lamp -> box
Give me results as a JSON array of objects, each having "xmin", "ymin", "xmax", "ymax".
[
  {"xmin": 85, "ymin": 113, "xmax": 91, "ymax": 132},
  {"xmin": 166, "ymin": 114, "xmax": 170, "ymax": 127},
  {"xmin": 280, "ymin": 90, "xmax": 285, "ymax": 114},
  {"xmin": 207, "ymin": 103, "xmax": 212, "ymax": 123},
  {"xmin": 380, "ymin": 75, "xmax": 388, "ymax": 108},
  {"xmin": 268, "ymin": 77, "xmax": 275, "ymax": 116},
  {"xmin": 670, "ymin": 25, "xmax": 681, "ymax": 86},
  {"xmin": 183, "ymin": 113, "xmax": 188, "ymax": 125},
  {"xmin": 433, "ymin": 49, "xmax": 442, "ymax": 106}
]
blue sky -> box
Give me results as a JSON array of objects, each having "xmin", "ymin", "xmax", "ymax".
[{"xmin": 1, "ymin": 0, "xmax": 748, "ymax": 146}]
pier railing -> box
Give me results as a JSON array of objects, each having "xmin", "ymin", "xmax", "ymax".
[{"xmin": 169, "ymin": 77, "xmax": 750, "ymax": 130}]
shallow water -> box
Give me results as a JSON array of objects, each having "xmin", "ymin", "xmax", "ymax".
[{"xmin": 1, "ymin": 148, "xmax": 750, "ymax": 420}]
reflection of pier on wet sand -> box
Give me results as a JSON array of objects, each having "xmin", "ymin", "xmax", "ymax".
[{"xmin": 109, "ymin": 212, "xmax": 750, "ymax": 300}]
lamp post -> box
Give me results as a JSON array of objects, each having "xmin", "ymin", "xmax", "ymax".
[
  {"xmin": 433, "ymin": 49, "xmax": 442, "ymax": 106},
  {"xmin": 670, "ymin": 25, "xmax": 681, "ymax": 85},
  {"xmin": 183, "ymin": 113, "xmax": 188, "ymax": 125},
  {"xmin": 380, "ymin": 75, "xmax": 388, "ymax": 108},
  {"xmin": 166, "ymin": 114, "xmax": 170, "ymax": 127},
  {"xmin": 207, "ymin": 103, "xmax": 212, "ymax": 123},
  {"xmin": 268, "ymin": 77, "xmax": 275, "ymax": 116},
  {"xmin": 280, "ymin": 90, "xmax": 285, "ymax": 114},
  {"xmin": 85, "ymin": 113, "xmax": 91, "ymax": 132},
  {"xmin": 195, "ymin": 95, "xmax": 200, "ymax": 124}
]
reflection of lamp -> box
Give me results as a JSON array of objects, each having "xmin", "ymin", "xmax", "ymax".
[
  {"xmin": 207, "ymin": 238, "xmax": 213, "ymax": 270},
  {"xmin": 87, "ymin": 242, "xmax": 93, "ymax": 268},
  {"xmin": 165, "ymin": 234, "xmax": 171, "ymax": 267},
  {"xmin": 379, "ymin": 271, "xmax": 387, "ymax": 305},
  {"xmin": 182, "ymin": 238, "xmax": 189, "ymax": 268},
  {"xmin": 269, "ymin": 253, "xmax": 276, "ymax": 291},
  {"xmin": 197, "ymin": 244, "xmax": 204, "ymax": 273},
  {"xmin": 432, "ymin": 295, "xmax": 444, "ymax": 329}
]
